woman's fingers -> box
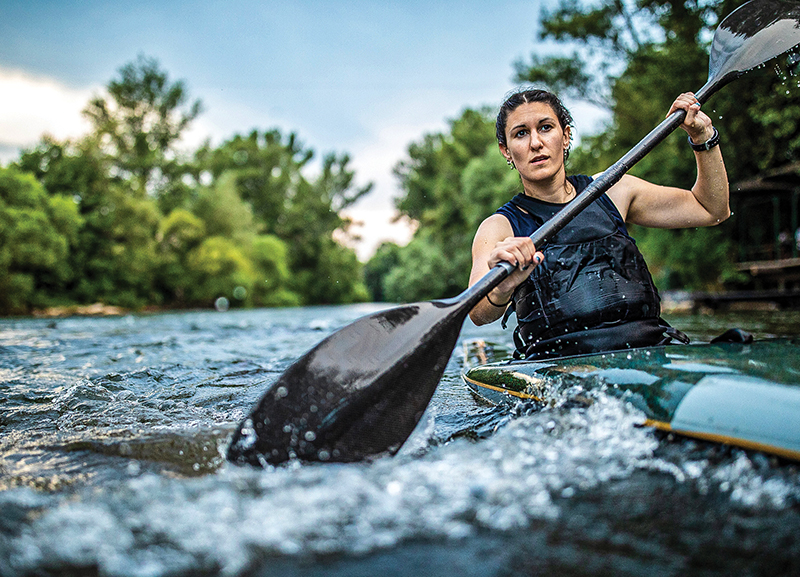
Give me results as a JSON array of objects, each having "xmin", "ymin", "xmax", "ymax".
[
  {"xmin": 668, "ymin": 92, "xmax": 713, "ymax": 142},
  {"xmin": 489, "ymin": 237, "xmax": 541, "ymax": 269}
]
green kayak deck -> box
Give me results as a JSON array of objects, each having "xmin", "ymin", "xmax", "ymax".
[{"xmin": 462, "ymin": 338, "xmax": 800, "ymax": 461}]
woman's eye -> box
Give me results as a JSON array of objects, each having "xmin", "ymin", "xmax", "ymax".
[
  {"xmin": 514, "ymin": 129, "xmax": 528, "ymax": 138},
  {"xmin": 540, "ymin": 124, "xmax": 553, "ymax": 132}
]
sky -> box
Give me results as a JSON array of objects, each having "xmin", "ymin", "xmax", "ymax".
[{"xmin": 0, "ymin": 0, "xmax": 605, "ymax": 259}]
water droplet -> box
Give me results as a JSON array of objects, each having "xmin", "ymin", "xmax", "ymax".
[
  {"xmin": 233, "ymin": 286, "xmax": 247, "ymax": 300},
  {"xmin": 387, "ymin": 481, "xmax": 402, "ymax": 496},
  {"xmin": 304, "ymin": 431, "xmax": 316, "ymax": 442}
]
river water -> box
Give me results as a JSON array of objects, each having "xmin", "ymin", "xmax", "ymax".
[{"xmin": 2, "ymin": 305, "xmax": 800, "ymax": 576}]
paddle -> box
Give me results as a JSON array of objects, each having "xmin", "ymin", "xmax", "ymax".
[{"xmin": 227, "ymin": 0, "xmax": 800, "ymax": 467}]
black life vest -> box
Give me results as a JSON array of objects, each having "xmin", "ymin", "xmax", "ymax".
[{"xmin": 496, "ymin": 175, "xmax": 687, "ymax": 359}]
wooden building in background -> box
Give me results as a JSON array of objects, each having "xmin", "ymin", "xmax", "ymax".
[{"xmin": 688, "ymin": 163, "xmax": 800, "ymax": 310}]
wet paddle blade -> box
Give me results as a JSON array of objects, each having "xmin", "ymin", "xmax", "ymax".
[
  {"xmin": 228, "ymin": 0, "xmax": 800, "ymax": 468},
  {"xmin": 532, "ymin": 0, "xmax": 800, "ymax": 249},
  {"xmin": 227, "ymin": 299, "xmax": 472, "ymax": 466},
  {"xmin": 708, "ymin": 0, "xmax": 800, "ymax": 89}
]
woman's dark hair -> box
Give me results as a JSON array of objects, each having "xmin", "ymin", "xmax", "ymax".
[{"xmin": 495, "ymin": 88, "xmax": 574, "ymax": 150}]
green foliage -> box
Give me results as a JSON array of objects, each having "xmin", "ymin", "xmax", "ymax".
[
  {"xmin": 291, "ymin": 237, "xmax": 370, "ymax": 305},
  {"xmin": 513, "ymin": 0, "xmax": 800, "ymax": 290},
  {"xmin": 249, "ymin": 235, "xmax": 300, "ymax": 307},
  {"xmin": 156, "ymin": 208, "xmax": 206, "ymax": 304},
  {"xmin": 369, "ymin": 108, "xmax": 520, "ymax": 301},
  {"xmin": 191, "ymin": 171, "xmax": 261, "ymax": 243},
  {"xmin": 0, "ymin": 167, "xmax": 82, "ymax": 313},
  {"xmin": 196, "ymin": 129, "xmax": 313, "ymax": 228},
  {"xmin": 364, "ymin": 242, "xmax": 403, "ymax": 302},
  {"xmin": 394, "ymin": 107, "xmax": 498, "ymax": 231},
  {"xmin": 198, "ymin": 130, "xmax": 370, "ymax": 305},
  {"xmin": 382, "ymin": 232, "xmax": 466, "ymax": 303},
  {"xmin": 632, "ymin": 225, "xmax": 739, "ymax": 290},
  {"xmin": 78, "ymin": 184, "xmax": 162, "ymax": 308},
  {"xmin": 83, "ymin": 54, "xmax": 202, "ymax": 200},
  {"xmin": 15, "ymin": 138, "xmax": 164, "ymax": 309},
  {"xmin": 2, "ymin": 56, "xmax": 369, "ymax": 315},
  {"xmin": 184, "ymin": 236, "xmax": 256, "ymax": 306}
]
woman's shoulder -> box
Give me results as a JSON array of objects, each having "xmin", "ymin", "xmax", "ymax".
[
  {"xmin": 475, "ymin": 213, "xmax": 514, "ymax": 241},
  {"xmin": 480, "ymin": 212, "xmax": 514, "ymax": 231}
]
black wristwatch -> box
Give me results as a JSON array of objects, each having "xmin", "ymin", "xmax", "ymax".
[{"xmin": 688, "ymin": 127, "xmax": 720, "ymax": 152}]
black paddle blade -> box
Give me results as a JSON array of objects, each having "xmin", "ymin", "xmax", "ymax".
[
  {"xmin": 227, "ymin": 299, "xmax": 471, "ymax": 466},
  {"xmin": 709, "ymin": 0, "xmax": 800, "ymax": 87}
]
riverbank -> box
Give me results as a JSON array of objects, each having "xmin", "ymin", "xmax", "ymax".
[{"xmin": 31, "ymin": 302, "xmax": 141, "ymax": 318}]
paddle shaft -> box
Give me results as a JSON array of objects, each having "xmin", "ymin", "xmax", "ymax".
[
  {"xmin": 460, "ymin": 76, "xmax": 729, "ymax": 308},
  {"xmin": 229, "ymin": 1, "xmax": 800, "ymax": 468}
]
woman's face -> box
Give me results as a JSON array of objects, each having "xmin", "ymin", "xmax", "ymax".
[{"xmin": 500, "ymin": 101, "xmax": 571, "ymax": 184}]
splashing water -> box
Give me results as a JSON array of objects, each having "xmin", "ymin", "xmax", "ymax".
[{"xmin": 2, "ymin": 307, "xmax": 800, "ymax": 576}]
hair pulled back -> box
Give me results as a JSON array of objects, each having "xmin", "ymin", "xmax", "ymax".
[{"xmin": 496, "ymin": 88, "xmax": 574, "ymax": 153}]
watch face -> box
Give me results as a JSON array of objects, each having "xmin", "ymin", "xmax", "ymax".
[{"xmin": 690, "ymin": 127, "xmax": 719, "ymax": 151}]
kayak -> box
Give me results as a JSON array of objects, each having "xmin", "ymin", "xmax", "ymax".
[{"xmin": 461, "ymin": 337, "xmax": 800, "ymax": 461}]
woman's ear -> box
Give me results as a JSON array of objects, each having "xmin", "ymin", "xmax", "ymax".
[{"xmin": 498, "ymin": 143, "xmax": 511, "ymax": 163}]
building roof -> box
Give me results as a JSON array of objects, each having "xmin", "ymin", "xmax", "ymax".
[{"xmin": 732, "ymin": 162, "xmax": 800, "ymax": 194}]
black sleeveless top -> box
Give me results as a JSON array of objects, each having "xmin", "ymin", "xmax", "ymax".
[{"xmin": 496, "ymin": 175, "xmax": 686, "ymax": 359}]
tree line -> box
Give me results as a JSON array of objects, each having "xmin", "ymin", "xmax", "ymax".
[
  {"xmin": 366, "ymin": 0, "xmax": 800, "ymax": 302},
  {"xmin": 1, "ymin": 55, "xmax": 370, "ymax": 314},
  {"xmin": 4, "ymin": 1, "xmax": 799, "ymax": 315}
]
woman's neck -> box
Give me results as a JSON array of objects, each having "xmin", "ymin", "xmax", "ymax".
[{"xmin": 521, "ymin": 170, "xmax": 574, "ymax": 203}]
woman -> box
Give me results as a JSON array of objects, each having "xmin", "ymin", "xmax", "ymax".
[{"xmin": 469, "ymin": 88, "xmax": 729, "ymax": 359}]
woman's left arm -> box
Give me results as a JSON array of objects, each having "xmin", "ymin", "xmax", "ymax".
[{"xmin": 607, "ymin": 92, "xmax": 730, "ymax": 229}]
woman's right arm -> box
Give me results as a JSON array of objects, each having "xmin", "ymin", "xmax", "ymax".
[{"xmin": 468, "ymin": 214, "xmax": 542, "ymax": 325}]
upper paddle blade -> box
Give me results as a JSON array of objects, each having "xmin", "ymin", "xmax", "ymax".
[
  {"xmin": 227, "ymin": 299, "xmax": 471, "ymax": 466},
  {"xmin": 709, "ymin": 0, "xmax": 800, "ymax": 84}
]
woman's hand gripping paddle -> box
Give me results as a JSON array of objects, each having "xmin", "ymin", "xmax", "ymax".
[{"xmin": 227, "ymin": 0, "xmax": 800, "ymax": 467}]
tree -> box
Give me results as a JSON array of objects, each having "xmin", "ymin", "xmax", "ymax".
[
  {"xmin": 375, "ymin": 108, "xmax": 518, "ymax": 301},
  {"xmin": 83, "ymin": 54, "xmax": 202, "ymax": 202},
  {"xmin": 195, "ymin": 129, "xmax": 313, "ymax": 228},
  {"xmin": 16, "ymin": 138, "xmax": 163, "ymax": 308},
  {"xmin": 249, "ymin": 234, "xmax": 300, "ymax": 307},
  {"xmin": 196, "ymin": 130, "xmax": 371, "ymax": 305},
  {"xmin": 394, "ymin": 107, "xmax": 498, "ymax": 233},
  {"xmin": 177, "ymin": 171, "xmax": 300, "ymax": 306},
  {"xmin": 183, "ymin": 236, "xmax": 256, "ymax": 306},
  {"xmin": 8, "ymin": 56, "xmax": 372, "ymax": 311},
  {"xmin": 363, "ymin": 242, "xmax": 403, "ymax": 301},
  {"xmin": 0, "ymin": 167, "xmax": 82, "ymax": 313},
  {"xmin": 513, "ymin": 0, "xmax": 799, "ymax": 289}
]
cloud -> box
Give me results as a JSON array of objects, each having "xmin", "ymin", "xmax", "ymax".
[
  {"xmin": 340, "ymin": 103, "xmax": 455, "ymax": 260},
  {"xmin": 0, "ymin": 67, "xmax": 98, "ymax": 162},
  {"xmin": 340, "ymin": 207, "xmax": 416, "ymax": 261}
]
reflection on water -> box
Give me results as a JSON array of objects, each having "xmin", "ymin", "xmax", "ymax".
[{"xmin": 1, "ymin": 306, "xmax": 800, "ymax": 576}]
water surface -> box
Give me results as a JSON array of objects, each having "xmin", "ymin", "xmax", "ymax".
[{"xmin": 2, "ymin": 306, "xmax": 800, "ymax": 576}]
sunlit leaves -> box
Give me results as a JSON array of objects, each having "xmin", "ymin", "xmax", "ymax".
[
  {"xmin": 2, "ymin": 56, "xmax": 370, "ymax": 314},
  {"xmin": 0, "ymin": 167, "xmax": 82, "ymax": 312}
]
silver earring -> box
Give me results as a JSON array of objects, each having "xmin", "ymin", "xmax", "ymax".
[{"xmin": 507, "ymin": 158, "xmax": 515, "ymax": 169}]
